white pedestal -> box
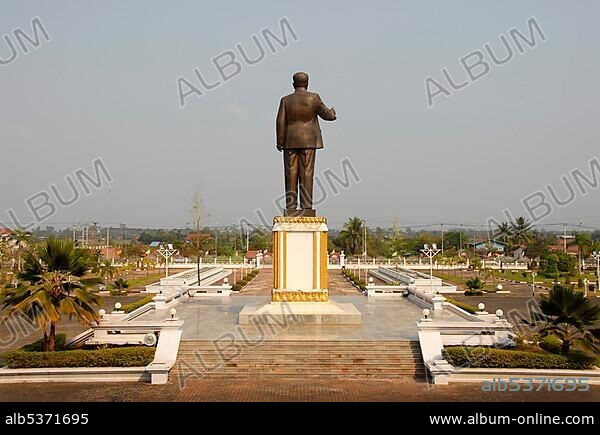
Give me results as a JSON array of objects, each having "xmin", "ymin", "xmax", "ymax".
[
  {"xmin": 239, "ymin": 215, "xmax": 362, "ymax": 325},
  {"xmin": 272, "ymin": 216, "xmax": 329, "ymax": 301},
  {"xmin": 239, "ymin": 300, "xmax": 362, "ymax": 325}
]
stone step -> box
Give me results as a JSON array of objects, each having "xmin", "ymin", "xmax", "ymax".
[
  {"xmin": 177, "ymin": 349, "xmax": 421, "ymax": 356},
  {"xmin": 178, "ymin": 345, "xmax": 420, "ymax": 352},
  {"xmin": 174, "ymin": 340, "xmax": 425, "ymax": 379},
  {"xmin": 180, "ymin": 340, "xmax": 418, "ymax": 345},
  {"xmin": 171, "ymin": 371, "xmax": 427, "ymax": 379},
  {"xmin": 177, "ymin": 358, "xmax": 420, "ymax": 366}
]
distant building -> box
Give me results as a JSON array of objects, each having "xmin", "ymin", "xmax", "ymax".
[
  {"xmin": 468, "ymin": 239, "xmax": 507, "ymax": 252},
  {"xmin": 0, "ymin": 228, "xmax": 13, "ymax": 240}
]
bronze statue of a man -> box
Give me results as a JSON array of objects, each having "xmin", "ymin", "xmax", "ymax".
[{"xmin": 276, "ymin": 72, "xmax": 336, "ymax": 217}]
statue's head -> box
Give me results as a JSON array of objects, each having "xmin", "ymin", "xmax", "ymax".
[{"xmin": 292, "ymin": 71, "xmax": 309, "ymax": 89}]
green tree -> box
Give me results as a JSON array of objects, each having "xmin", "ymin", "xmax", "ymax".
[
  {"xmin": 19, "ymin": 239, "xmax": 90, "ymax": 284},
  {"xmin": 466, "ymin": 276, "xmax": 485, "ymax": 290},
  {"xmin": 96, "ymin": 260, "xmax": 117, "ymax": 287},
  {"xmin": 510, "ymin": 217, "xmax": 533, "ymax": 246},
  {"xmin": 543, "ymin": 254, "xmax": 559, "ymax": 279},
  {"xmin": 494, "ymin": 222, "xmax": 513, "ymax": 245},
  {"xmin": 113, "ymin": 277, "xmax": 129, "ymax": 290},
  {"xmin": 1, "ymin": 271, "xmax": 100, "ymax": 351},
  {"xmin": 10, "ymin": 229, "xmax": 33, "ymax": 272},
  {"xmin": 540, "ymin": 285, "xmax": 600, "ymax": 354},
  {"xmin": 338, "ymin": 217, "xmax": 364, "ymax": 255}
]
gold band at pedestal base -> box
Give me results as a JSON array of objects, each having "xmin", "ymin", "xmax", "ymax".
[
  {"xmin": 273, "ymin": 216, "xmax": 327, "ymax": 224},
  {"xmin": 272, "ymin": 290, "xmax": 329, "ymax": 302}
]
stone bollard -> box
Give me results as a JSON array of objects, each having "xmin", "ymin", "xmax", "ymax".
[
  {"xmin": 421, "ymin": 308, "xmax": 433, "ymax": 323},
  {"xmin": 432, "ymin": 294, "xmax": 446, "ymax": 311},
  {"xmin": 110, "ymin": 302, "xmax": 127, "ymax": 321},
  {"xmin": 153, "ymin": 294, "xmax": 167, "ymax": 310}
]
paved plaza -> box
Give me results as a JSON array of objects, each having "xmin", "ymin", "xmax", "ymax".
[
  {"xmin": 1, "ymin": 378, "xmax": 598, "ymax": 402},
  {"xmin": 140, "ymin": 269, "xmax": 462, "ymax": 342}
]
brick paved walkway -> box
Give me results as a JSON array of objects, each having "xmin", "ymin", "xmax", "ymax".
[
  {"xmin": 0, "ymin": 378, "xmax": 598, "ymax": 402},
  {"xmin": 237, "ymin": 269, "xmax": 361, "ymax": 296}
]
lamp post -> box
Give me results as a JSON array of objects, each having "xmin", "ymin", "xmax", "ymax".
[
  {"xmin": 421, "ymin": 244, "xmax": 441, "ymax": 291},
  {"xmin": 531, "ymin": 271, "xmax": 537, "ymax": 298},
  {"xmin": 157, "ymin": 243, "xmax": 177, "ymax": 278},
  {"xmin": 592, "ymin": 251, "xmax": 600, "ymax": 292},
  {"xmin": 584, "ymin": 278, "xmax": 589, "ymax": 299}
]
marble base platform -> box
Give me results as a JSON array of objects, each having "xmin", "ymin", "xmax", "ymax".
[{"xmin": 239, "ymin": 301, "xmax": 362, "ymax": 325}]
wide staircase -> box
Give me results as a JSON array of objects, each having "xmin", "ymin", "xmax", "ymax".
[{"xmin": 173, "ymin": 340, "xmax": 426, "ymax": 379}]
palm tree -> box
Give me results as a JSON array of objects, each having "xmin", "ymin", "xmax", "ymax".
[
  {"xmin": 540, "ymin": 284, "xmax": 600, "ymax": 354},
  {"xmin": 574, "ymin": 233, "xmax": 592, "ymax": 273},
  {"xmin": 510, "ymin": 217, "xmax": 533, "ymax": 246},
  {"xmin": 19, "ymin": 239, "xmax": 90, "ymax": 284},
  {"xmin": 113, "ymin": 277, "xmax": 129, "ymax": 290},
  {"xmin": 1, "ymin": 271, "xmax": 100, "ymax": 351},
  {"xmin": 338, "ymin": 217, "xmax": 364, "ymax": 255},
  {"xmin": 10, "ymin": 229, "xmax": 33, "ymax": 272},
  {"xmin": 495, "ymin": 222, "xmax": 513, "ymax": 244},
  {"xmin": 97, "ymin": 260, "xmax": 117, "ymax": 287}
]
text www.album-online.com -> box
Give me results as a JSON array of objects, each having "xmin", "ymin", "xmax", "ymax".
[{"xmin": 430, "ymin": 413, "xmax": 595, "ymax": 425}]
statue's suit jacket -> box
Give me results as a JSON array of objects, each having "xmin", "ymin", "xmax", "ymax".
[{"xmin": 276, "ymin": 89, "xmax": 336, "ymax": 150}]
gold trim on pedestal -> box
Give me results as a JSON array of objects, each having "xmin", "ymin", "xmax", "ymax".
[
  {"xmin": 282, "ymin": 231, "xmax": 287, "ymax": 289},
  {"xmin": 313, "ymin": 232, "xmax": 318, "ymax": 289},
  {"xmin": 272, "ymin": 290, "xmax": 329, "ymax": 302},
  {"xmin": 320, "ymin": 231, "xmax": 328, "ymax": 289},
  {"xmin": 273, "ymin": 216, "xmax": 327, "ymax": 224},
  {"xmin": 273, "ymin": 231, "xmax": 279, "ymax": 289}
]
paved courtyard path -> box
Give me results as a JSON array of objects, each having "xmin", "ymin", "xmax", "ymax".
[
  {"xmin": 237, "ymin": 269, "xmax": 362, "ymax": 296},
  {"xmin": 0, "ymin": 378, "xmax": 598, "ymax": 402}
]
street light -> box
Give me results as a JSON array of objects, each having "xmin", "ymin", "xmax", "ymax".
[
  {"xmin": 531, "ymin": 272, "xmax": 537, "ymax": 298},
  {"xmin": 592, "ymin": 251, "xmax": 600, "ymax": 292},
  {"xmin": 157, "ymin": 243, "xmax": 177, "ymax": 278},
  {"xmin": 421, "ymin": 244, "xmax": 441, "ymax": 291},
  {"xmin": 584, "ymin": 278, "xmax": 589, "ymax": 299}
]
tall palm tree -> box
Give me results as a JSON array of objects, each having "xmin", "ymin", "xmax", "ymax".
[
  {"xmin": 574, "ymin": 232, "xmax": 592, "ymax": 259},
  {"xmin": 1, "ymin": 271, "xmax": 100, "ymax": 351},
  {"xmin": 96, "ymin": 260, "xmax": 117, "ymax": 287},
  {"xmin": 495, "ymin": 222, "xmax": 513, "ymax": 244},
  {"xmin": 19, "ymin": 239, "xmax": 90, "ymax": 284},
  {"xmin": 540, "ymin": 284, "xmax": 600, "ymax": 354},
  {"xmin": 339, "ymin": 217, "xmax": 364, "ymax": 255},
  {"xmin": 10, "ymin": 229, "xmax": 33, "ymax": 272},
  {"xmin": 510, "ymin": 216, "xmax": 533, "ymax": 246}
]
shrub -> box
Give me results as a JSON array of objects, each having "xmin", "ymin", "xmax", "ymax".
[
  {"xmin": 577, "ymin": 277, "xmax": 585, "ymax": 288},
  {"xmin": 589, "ymin": 284, "xmax": 596, "ymax": 292},
  {"xmin": 464, "ymin": 290, "xmax": 484, "ymax": 296},
  {"xmin": 122, "ymin": 294, "xmax": 155, "ymax": 313},
  {"xmin": 442, "ymin": 346, "xmax": 595, "ymax": 370},
  {"xmin": 21, "ymin": 334, "xmax": 67, "ymax": 352},
  {"xmin": 521, "ymin": 272, "xmax": 528, "ymax": 279},
  {"xmin": 540, "ymin": 335, "xmax": 562, "ymax": 354},
  {"xmin": 110, "ymin": 289, "xmax": 127, "ymax": 297},
  {"xmin": 466, "ymin": 277, "xmax": 485, "ymax": 290},
  {"xmin": 445, "ymin": 297, "xmax": 478, "ymax": 314},
  {"xmin": 113, "ymin": 278, "xmax": 129, "ymax": 290},
  {"xmin": 5, "ymin": 346, "xmax": 156, "ymax": 368},
  {"xmin": 231, "ymin": 283, "xmax": 242, "ymax": 291},
  {"xmin": 237, "ymin": 279, "xmax": 248, "ymax": 286}
]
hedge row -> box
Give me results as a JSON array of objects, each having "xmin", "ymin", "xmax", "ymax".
[
  {"xmin": 122, "ymin": 294, "xmax": 155, "ymax": 313},
  {"xmin": 445, "ymin": 297, "xmax": 478, "ymax": 314},
  {"xmin": 232, "ymin": 269, "xmax": 260, "ymax": 291},
  {"xmin": 5, "ymin": 346, "xmax": 156, "ymax": 368},
  {"xmin": 342, "ymin": 269, "xmax": 367, "ymax": 292},
  {"xmin": 443, "ymin": 346, "xmax": 595, "ymax": 370}
]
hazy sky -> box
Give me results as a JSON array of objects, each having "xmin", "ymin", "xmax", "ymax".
[{"xmin": 1, "ymin": 1, "xmax": 599, "ymax": 230}]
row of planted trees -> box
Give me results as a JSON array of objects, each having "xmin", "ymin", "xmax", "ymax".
[{"xmin": 1, "ymin": 239, "xmax": 102, "ymax": 352}]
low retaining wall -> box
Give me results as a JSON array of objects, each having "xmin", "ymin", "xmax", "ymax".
[{"xmin": 0, "ymin": 366, "xmax": 149, "ymax": 383}]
